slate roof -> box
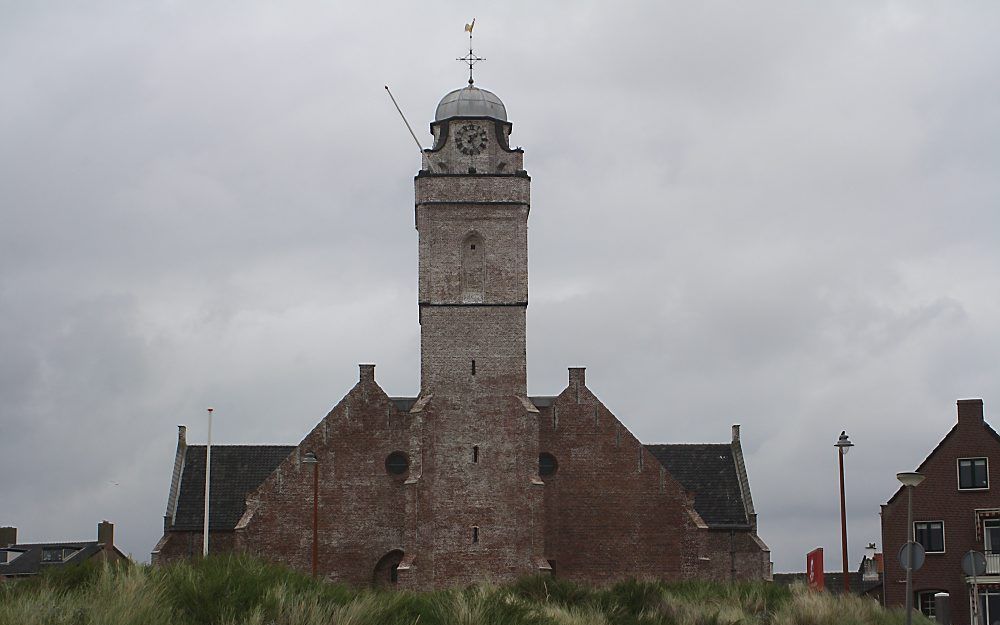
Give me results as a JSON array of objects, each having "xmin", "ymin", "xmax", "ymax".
[
  {"xmin": 172, "ymin": 445, "xmax": 294, "ymax": 531},
  {"xmin": 645, "ymin": 444, "xmax": 749, "ymax": 527},
  {"xmin": 0, "ymin": 542, "xmax": 105, "ymax": 577}
]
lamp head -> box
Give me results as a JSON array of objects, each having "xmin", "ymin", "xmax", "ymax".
[
  {"xmin": 835, "ymin": 431, "xmax": 854, "ymax": 454},
  {"xmin": 896, "ymin": 471, "xmax": 925, "ymax": 487}
]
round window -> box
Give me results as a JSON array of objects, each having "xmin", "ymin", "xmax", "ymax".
[
  {"xmin": 539, "ymin": 452, "xmax": 558, "ymax": 477},
  {"xmin": 385, "ymin": 452, "xmax": 409, "ymax": 475}
]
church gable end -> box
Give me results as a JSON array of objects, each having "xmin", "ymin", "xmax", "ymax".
[
  {"xmin": 537, "ymin": 368, "xmax": 707, "ymax": 582},
  {"xmin": 235, "ymin": 365, "xmax": 417, "ymax": 584}
]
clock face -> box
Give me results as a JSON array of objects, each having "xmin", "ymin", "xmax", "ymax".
[{"xmin": 455, "ymin": 123, "xmax": 488, "ymax": 155}]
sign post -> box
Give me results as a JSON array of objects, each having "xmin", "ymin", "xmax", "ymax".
[
  {"xmin": 807, "ymin": 548, "xmax": 825, "ymax": 591},
  {"xmin": 962, "ymin": 550, "xmax": 987, "ymax": 625}
]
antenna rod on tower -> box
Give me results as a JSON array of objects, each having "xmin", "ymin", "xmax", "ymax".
[{"xmin": 384, "ymin": 85, "xmax": 424, "ymax": 154}]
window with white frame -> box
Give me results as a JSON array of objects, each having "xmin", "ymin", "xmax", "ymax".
[
  {"xmin": 980, "ymin": 590, "xmax": 1000, "ymax": 625},
  {"xmin": 914, "ymin": 521, "xmax": 945, "ymax": 553},
  {"xmin": 917, "ymin": 591, "xmax": 940, "ymax": 619},
  {"xmin": 959, "ymin": 458, "xmax": 988, "ymax": 490}
]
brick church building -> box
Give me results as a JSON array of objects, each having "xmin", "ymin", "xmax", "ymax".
[{"xmin": 152, "ymin": 78, "xmax": 771, "ymax": 588}]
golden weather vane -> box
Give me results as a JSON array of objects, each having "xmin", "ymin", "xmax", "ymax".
[{"xmin": 457, "ymin": 18, "xmax": 484, "ymax": 85}]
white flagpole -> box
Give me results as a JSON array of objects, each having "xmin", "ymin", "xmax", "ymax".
[{"xmin": 203, "ymin": 407, "xmax": 213, "ymax": 557}]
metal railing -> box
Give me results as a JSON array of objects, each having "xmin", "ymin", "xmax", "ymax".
[{"xmin": 986, "ymin": 552, "xmax": 1000, "ymax": 575}]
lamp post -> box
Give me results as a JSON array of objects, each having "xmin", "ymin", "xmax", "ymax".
[
  {"xmin": 897, "ymin": 471, "xmax": 925, "ymax": 625},
  {"xmin": 301, "ymin": 451, "xmax": 319, "ymax": 578},
  {"xmin": 203, "ymin": 407, "xmax": 214, "ymax": 558},
  {"xmin": 835, "ymin": 431, "xmax": 854, "ymax": 594}
]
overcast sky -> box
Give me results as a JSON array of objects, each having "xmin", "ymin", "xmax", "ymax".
[{"xmin": 2, "ymin": 2, "xmax": 999, "ymax": 574}]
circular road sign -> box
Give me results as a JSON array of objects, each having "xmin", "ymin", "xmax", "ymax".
[
  {"xmin": 898, "ymin": 542, "xmax": 926, "ymax": 571},
  {"xmin": 962, "ymin": 550, "xmax": 987, "ymax": 577}
]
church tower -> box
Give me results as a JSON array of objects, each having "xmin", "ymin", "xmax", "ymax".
[
  {"xmin": 416, "ymin": 86, "xmax": 528, "ymax": 394},
  {"xmin": 411, "ymin": 82, "xmax": 545, "ymax": 584}
]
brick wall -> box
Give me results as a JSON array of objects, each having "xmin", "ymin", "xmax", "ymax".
[{"xmin": 152, "ymin": 529, "xmax": 237, "ymax": 564}]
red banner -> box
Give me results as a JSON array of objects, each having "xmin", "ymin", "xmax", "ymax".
[{"xmin": 807, "ymin": 548, "xmax": 825, "ymax": 591}]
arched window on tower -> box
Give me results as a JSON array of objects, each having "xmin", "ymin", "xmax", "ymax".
[{"xmin": 461, "ymin": 232, "xmax": 485, "ymax": 303}]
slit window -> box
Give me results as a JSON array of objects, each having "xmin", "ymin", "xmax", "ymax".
[
  {"xmin": 472, "ymin": 526, "xmax": 479, "ymax": 544},
  {"xmin": 461, "ymin": 233, "xmax": 485, "ymax": 302},
  {"xmin": 473, "ymin": 446, "xmax": 479, "ymax": 463},
  {"xmin": 472, "ymin": 359, "xmax": 476, "ymax": 375}
]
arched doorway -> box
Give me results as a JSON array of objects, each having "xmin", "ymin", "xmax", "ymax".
[{"xmin": 372, "ymin": 549, "xmax": 404, "ymax": 587}]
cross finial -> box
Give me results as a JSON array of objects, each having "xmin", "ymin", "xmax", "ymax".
[{"xmin": 457, "ymin": 19, "xmax": 484, "ymax": 85}]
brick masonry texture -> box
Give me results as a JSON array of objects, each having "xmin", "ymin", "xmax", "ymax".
[
  {"xmin": 153, "ymin": 103, "xmax": 770, "ymax": 588},
  {"xmin": 881, "ymin": 399, "xmax": 1000, "ymax": 625}
]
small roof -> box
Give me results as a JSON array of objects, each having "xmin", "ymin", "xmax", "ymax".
[
  {"xmin": 171, "ymin": 445, "xmax": 295, "ymax": 531},
  {"xmin": 645, "ymin": 443, "xmax": 750, "ymax": 527},
  {"xmin": 435, "ymin": 86, "xmax": 507, "ymax": 122},
  {"xmin": 0, "ymin": 542, "xmax": 104, "ymax": 577}
]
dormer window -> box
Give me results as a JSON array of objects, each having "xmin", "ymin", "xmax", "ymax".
[
  {"xmin": 0, "ymin": 549, "xmax": 23, "ymax": 565},
  {"xmin": 959, "ymin": 458, "xmax": 988, "ymax": 490},
  {"xmin": 41, "ymin": 547, "xmax": 79, "ymax": 563}
]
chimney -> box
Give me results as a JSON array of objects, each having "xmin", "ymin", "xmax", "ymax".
[
  {"xmin": 178, "ymin": 424, "xmax": 186, "ymax": 446},
  {"xmin": 97, "ymin": 520, "xmax": 114, "ymax": 546},
  {"xmin": 359, "ymin": 364, "xmax": 376, "ymax": 383},
  {"xmin": 732, "ymin": 424, "xmax": 741, "ymax": 443},
  {"xmin": 568, "ymin": 367, "xmax": 586, "ymax": 387},
  {"xmin": 0, "ymin": 527, "xmax": 15, "ymax": 547},
  {"xmin": 957, "ymin": 399, "xmax": 984, "ymax": 426}
]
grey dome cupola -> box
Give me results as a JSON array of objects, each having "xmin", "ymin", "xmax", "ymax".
[{"xmin": 434, "ymin": 86, "xmax": 507, "ymax": 122}]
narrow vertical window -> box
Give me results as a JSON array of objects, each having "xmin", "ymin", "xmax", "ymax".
[
  {"xmin": 473, "ymin": 446, "xmax": 479, "ymax": 463},
  {"xmin": 471, "ymin": 359, "xmax": 476, "ymax": 375},
  {"xmin": 461, "ymin": 232, "xmax": 485, "ymax": 303},
  {"xmin": 472, "ymin": 526, "xmax": 479, "ymax": 544}
]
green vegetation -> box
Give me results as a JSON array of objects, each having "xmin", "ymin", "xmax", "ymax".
[{"xmin": 0, "ymin": 556, "xmax": 930, "ymax": 625}]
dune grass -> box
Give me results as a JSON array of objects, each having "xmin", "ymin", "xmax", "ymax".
[{"xmin": 0, "ymin": 555, "xmax": 931, "ymax": 625}]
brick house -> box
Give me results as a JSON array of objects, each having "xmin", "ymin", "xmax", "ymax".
[
  {"xmin": 881, "ymin": 399, "xmax": 1000, "ymax": 624},
  {"xmin": 152, "ymin": 81, "xmax": 771, "ymax": 588},
  {"xmin": 1, "ymin": 521, "xmax": 127, "ymax": 580}
]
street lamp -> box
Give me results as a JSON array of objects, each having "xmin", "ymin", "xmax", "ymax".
[
  {"xmin": 897, "ymin": 471, "xmax": 925, "ymax": 625},
  {"xmin": 203, "ymin": 407, "xmax": 214, "ymax": 558},
  {"xmin": 301, "ymin": 451, "xmax": 319, "ymax": 578},
  {"xmin": 835, "ymin": 431, "xmax": 854, "ymax": 594}
]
